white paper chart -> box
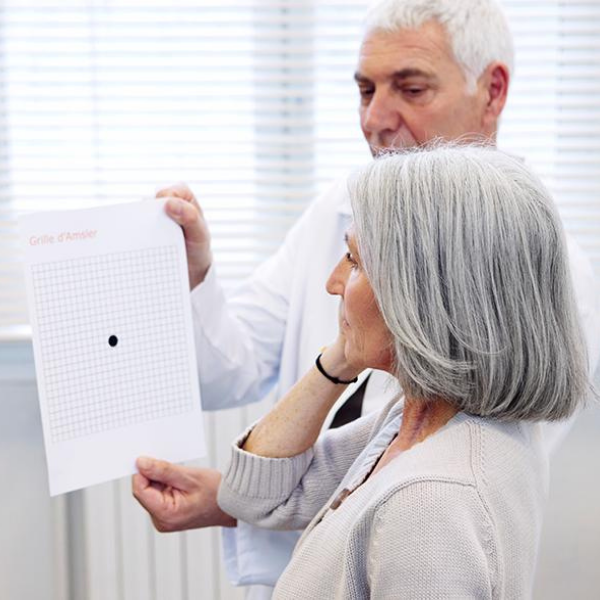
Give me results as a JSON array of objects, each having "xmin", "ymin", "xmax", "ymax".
[{"xmin": 20, "ymin": 201, "xmax": 206, "ymax": 496}]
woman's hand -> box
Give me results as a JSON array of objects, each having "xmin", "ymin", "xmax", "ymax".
[
  {"xmin": 318, "ymin": 304, "xmax": 362, "ymax": 382},
  {"xmin": 319, "ymin": 336, "xmax": 361, "ymax": 383}
]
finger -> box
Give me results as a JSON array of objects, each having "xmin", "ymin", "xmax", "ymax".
[
  {"xmin": 156, "ymin": 183, "xmax": 195, "ymax": 202},
  {"xmin": 132, "ymin": 472, "xmax": 156, "ymax": 503},
  {"xmin": 132, "ymin": 473, "xmax": 168, "ymax": 516},
  {"xmin": 164, "ymin": 199, "xmax": 209, "ymax": 245},
  {"xmin": 136, "ymin": 456, "xmax": 193, "ymax": 490},
  {"xmin": 132, "ymin": 472, "xmax": 149, "ymax": 495}
]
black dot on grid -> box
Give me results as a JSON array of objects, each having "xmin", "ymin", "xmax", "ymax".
[{"xmin": 108, "ymin": 335, "xmax": 118, "ymax": 347}]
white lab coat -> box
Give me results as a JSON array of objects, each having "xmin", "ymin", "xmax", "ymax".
[
  {"xmin": 191, "ymin": 178, "xmax": 353, "ymax": 412},
  {"xmin": 190, "ymin": 176, "xmax": 600, "ymax": 598}
]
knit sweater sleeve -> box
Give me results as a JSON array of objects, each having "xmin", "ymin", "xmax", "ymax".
[
  {"xmin": 367, "ymin": 479, "xmax": 497, "ymax": 599},
  {"xmin": 217, "ymin": 405, "xmax": 392, "ymax": 530}
]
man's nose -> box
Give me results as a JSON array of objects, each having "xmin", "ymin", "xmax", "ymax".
[{"xmin": 362, "ymin": 90, "xmax": 401, "ymax": 135}]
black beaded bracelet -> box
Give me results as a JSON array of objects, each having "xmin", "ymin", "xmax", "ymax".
[{"xmin": 315, "ymin": 353, "xmax": 358, "ymax": 385}]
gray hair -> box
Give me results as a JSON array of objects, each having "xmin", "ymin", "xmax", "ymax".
[
  {"xmin": 364, "ymin": 0, "xmax": 514, "ymax": 87},
  {"xmin": 350, "ymin": 146, "xmax": 589, "ymax": 421}
]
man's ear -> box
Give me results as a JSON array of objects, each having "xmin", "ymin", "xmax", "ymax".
[{"xmin": 479, "ymin": 62, "xmax": 510, "ymax": 133}]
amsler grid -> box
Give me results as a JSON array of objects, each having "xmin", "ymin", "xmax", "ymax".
[{"xmin": 31, "ymin": 246, "xmax": 194, "ymax": 444}]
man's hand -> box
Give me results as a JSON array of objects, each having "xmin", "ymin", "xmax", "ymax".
[
  {"xmin": 132, "ymin": 457, "xmax": 236, "ymax": 532},
  {"xmin": 156, "ymin": 184, "xmax": 212, "ymax": 290}
]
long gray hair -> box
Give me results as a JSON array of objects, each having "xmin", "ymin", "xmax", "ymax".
[{"xmin": 350, "ymin": 146, "xmax": 589, "ymax": 420}]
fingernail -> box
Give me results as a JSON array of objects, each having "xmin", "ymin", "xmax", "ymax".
[{"xmin": 137, "ymin": 457, "xmax": 151, "ymax": 470}]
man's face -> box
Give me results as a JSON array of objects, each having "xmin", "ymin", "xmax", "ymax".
[{"xmin": 356, "ymin": 21, "xmax": 492, "ymax": 154}]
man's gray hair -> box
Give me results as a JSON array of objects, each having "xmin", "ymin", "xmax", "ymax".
[
  {"xmin": 364, "ymin": 0, "xmax": 514, "ymax": 85},
  {"xmin": 350, "ymin": 146, "xmax": 588, "ymax": 421}
]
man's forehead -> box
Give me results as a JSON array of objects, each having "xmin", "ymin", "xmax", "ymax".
[
  {"xmin": 356, "ymin": 22, "xmax": 457, "ymax": 76},
  {"xmin": 354, "ymin": 67, "xmax": 435, "ymax": 83}
]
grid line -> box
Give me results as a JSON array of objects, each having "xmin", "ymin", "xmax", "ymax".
[{"xmin": 31, "ymin": 246, "xmax": 195, "ymax": 443}]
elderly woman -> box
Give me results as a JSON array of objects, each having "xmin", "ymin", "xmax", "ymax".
[{"xmin": 217, "ymin": 146, "xmax": 589, "ymax": 599}]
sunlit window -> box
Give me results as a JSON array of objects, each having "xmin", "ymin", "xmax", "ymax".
[{"xmin": 1, "ymin": 0, "xmax": 599, "ymax": 333}]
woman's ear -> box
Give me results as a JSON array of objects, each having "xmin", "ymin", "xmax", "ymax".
[{"xmin": 479, "ymin": 62, "xmax": 510, "ymax": 134}]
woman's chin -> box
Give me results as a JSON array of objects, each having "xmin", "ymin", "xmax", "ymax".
[{"xmin": 344, "ymin": 343, "xmax": 393, "ymax": 374}]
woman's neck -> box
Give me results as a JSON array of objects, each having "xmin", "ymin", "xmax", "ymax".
[{"xmin": 396, "ymin": 396, "xmax": 459, "ymax": 451}]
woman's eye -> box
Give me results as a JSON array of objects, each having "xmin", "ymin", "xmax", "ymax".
[{"xmin": 345, "ymin": 252, "xmax": 358, "ymax": 268}]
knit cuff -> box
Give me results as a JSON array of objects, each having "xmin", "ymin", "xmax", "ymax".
[{"xmin": 221, "ymin": 426, "xmax": 315, "ymax": 502}]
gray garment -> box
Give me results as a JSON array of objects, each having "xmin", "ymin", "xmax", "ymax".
[{"xmin": 218, "ymin": 400, "xmax": 548, "ymax": 599}]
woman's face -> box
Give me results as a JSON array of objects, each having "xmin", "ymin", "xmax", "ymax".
[{"xmin": 326, "ymin": 227, "xmax": 394, "ymax": 372}]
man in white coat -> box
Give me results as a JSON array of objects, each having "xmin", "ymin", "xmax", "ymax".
[{"xmin": 133, "ymin": 1, "xmax": 600, "ymax": 598}]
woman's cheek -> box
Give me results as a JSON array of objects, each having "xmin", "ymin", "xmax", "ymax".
[{"xmin": 345, "ymin": 328, "xmax": 366, "ymax": 368}]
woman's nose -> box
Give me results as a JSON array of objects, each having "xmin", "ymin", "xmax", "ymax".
[{"xmin": 326, "ymin": 256, "xmax": 348, "ymax": 296}]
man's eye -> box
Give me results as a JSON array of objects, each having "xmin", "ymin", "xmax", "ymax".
[
  {"xmin": 358, "ymin": 87, "xmax": 374, "ymax": 101},
  {"xmin": 403, "ymin": 86, "xmax": 426, "ymax": 97}
]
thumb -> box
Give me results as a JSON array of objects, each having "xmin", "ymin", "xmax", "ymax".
[
  {"xmin": 136, "ymin": 457, "xmax": 191, "ymax": 490},
  {"xmin": 156, "ymin": 183, "xmax": 196, "ymax": 202}
]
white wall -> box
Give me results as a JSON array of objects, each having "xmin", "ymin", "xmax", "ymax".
[
  {"xmin": 0, "ymin": 341, "xmax": 247, "ymax": 600},
  {"xmin": 0, "ymin": 379, "xmax": 68, "ymax": 600},
  {"xmin": 534, "ymin": 397, "xmax": 600, "ymax": 599},
  {"xmin": 1, "ymin": 341, "xmax": 599, "ymax": 600}
]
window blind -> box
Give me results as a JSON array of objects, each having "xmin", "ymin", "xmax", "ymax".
[{"xmin": 1, "ymin": 0, "xmax": 599, "ymax": 336}]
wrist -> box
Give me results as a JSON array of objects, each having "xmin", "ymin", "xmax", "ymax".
[
  {"xmin": 190, "ymin": 256, "xmax": 213, "ymax": 289},
  {"xmin": 214, "ymin": 511, "xmax": 237, "ymax": 528},
  {"xmin": 318, "ymin": 345, "xmax": 360, "ymax": 384}
]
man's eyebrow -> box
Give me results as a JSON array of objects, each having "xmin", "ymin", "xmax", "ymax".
[{"xmin": 354, "ymin": 68, "xmax": 433, "ymax": 82}]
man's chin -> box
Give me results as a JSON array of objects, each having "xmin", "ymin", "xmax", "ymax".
[{"xmin": 369, "ymin": 139, "xmax": 419, "ymax": 157}]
